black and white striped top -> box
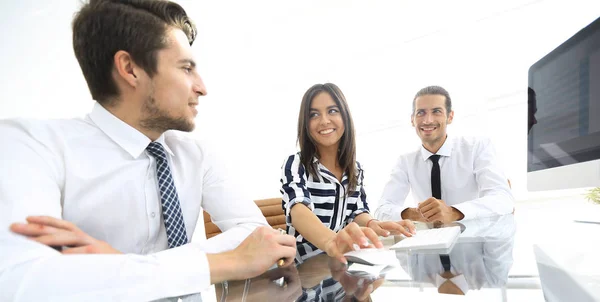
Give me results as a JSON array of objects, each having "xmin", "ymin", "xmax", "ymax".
[{"xmin": 280, "ymin": 152, "xmax": 370, "ymax": 262}]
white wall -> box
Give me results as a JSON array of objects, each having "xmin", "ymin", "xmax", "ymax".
[{"xmin": 1, "ymin": 0, "xmax": 599, "ymax": 205}]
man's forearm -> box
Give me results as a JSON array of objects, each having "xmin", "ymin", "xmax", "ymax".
[
  {"xmin": 206, "ymin": 251, "xmax": 239, "ymax": 284},
  {"xmin": 200, "ymin": 223, "xmax": 259, "ymax": 254},
  {"xmin": 0, "ymin": 237, "xmax": 212, "ymax": 301}
]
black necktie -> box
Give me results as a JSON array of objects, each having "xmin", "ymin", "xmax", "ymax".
[
  {"xmin": 430, "ymin": 154, "xmax": 451, "ymax": 272},
  {"xmin": 430, "ymin": 155, "xmax": 441, "ymax": 199}
]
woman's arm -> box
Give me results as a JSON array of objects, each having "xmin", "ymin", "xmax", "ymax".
[
  {"xmin": 291, "ymin": 205, "xmax": 383, "ymax": 263},
  {"xmin": 281, "ymin": 154, "xmax": 382, "ymax": 263},
  {"xmin": 353, "ymin": 212, "xmax": 374, "ymax": 227},
  {"xmin": 290, "ymin": 204, "xmax": 337, "ymax": 250}
]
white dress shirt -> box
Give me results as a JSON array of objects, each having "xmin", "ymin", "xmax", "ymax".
[
  {"xmin": 375, "ymin": 135, "xmax": 514, "ymax": 221},
  {"xmin": 0, "ymin": 102, "xmax": 268, "ymax": 301}
]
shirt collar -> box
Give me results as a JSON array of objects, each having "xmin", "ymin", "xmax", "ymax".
[
  {"xmin": 88, "ymin": 102, "xmax": 174, "ymax": 159},
  {"xmin": 419, "ymin": 135, "xmax": 454, "ymax": 161},
  {"xmin": 312, "ymin": 156, "xmax": 360, "ymax": 184},
  {"xmin": 312, "ymin": 156, "xmax": 361, "ymax": 171}
]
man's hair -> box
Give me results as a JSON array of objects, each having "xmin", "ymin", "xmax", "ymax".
[
  {"xmin": 412, "ymin": 85, "xmax": 452, "ymax": 116},
  {"xmin": 297, "ymin": 83, "xmax": 358, "ymax": 192},
  {"xmin": 72, "ymin": 0, "xmax": 197, "ymax": 105}
]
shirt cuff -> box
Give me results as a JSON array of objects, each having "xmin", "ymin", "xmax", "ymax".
[
  {"xmin": 152, "ymin": 244, "xmax": 212, "ymax": 295},
  {"xmin": 376, "ymin": 204, "xmax": 406, "ymax": 222},
  {"xmin": 451, "ymin": 203, "xmax": 476, "ymax": 221},
  {"xmin": 348, "ymin": 208, "xmax": 369, "ymax": 223}
]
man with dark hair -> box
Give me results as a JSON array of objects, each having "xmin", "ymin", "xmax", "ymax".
[
  {"xmin": 375, "ymin": 85, "xmax": 514, "ymax": 223},
  {"xmin": 0, "ymin": 0, "xmax": 296, "ymax": 301}
]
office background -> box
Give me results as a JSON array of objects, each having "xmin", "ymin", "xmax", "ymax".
[{"xmin": 1, "ymin": 0, "xmax": 599, "ymax": 206}]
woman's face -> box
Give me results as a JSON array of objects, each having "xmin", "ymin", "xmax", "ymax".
[{"xmin": 308, "ymin": 91, "xmax": 345, "ymax": 152}]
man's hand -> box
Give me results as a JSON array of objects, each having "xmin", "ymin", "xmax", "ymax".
[
  {"xmin": 9, "ymin": 216, "xmax": 121, "ymax": 254},
  {"xmin": 400, "ymin": 208, "xmax": 428, "ymax": 222},
  {"xmin": 368, "ymin": 220, "xmax": 416, "ymax": 237},
  {"xmin": 417, "ymin": 197, "xmax": 464, "ymax": 223},
  {"xmin": 227, "ymin": 226, "xmax": 297, "ymax": 280},
  {"xmin": 323, "ymin": 222, "xmax": 382, "ymax": 264}
]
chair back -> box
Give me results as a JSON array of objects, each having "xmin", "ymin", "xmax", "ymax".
[{"xmin": 203, "ymin": 197, "xmax": 285, "ymax": 239}]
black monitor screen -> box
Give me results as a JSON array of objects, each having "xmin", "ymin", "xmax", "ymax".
[{"xmin": 528, "ymin": 17, "xmax": 600, "ymax": 172}]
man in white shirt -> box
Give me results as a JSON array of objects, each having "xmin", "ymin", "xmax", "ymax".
[
  {"xmin": 375, "ymin": 86, "xmax": 514, "ymax": 223},
  {"xmin": 0, "ymin": 1, "xmax": 300, "ymax": 301}
]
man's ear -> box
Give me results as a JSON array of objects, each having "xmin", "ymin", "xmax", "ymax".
[
  {"xmin": 411, "ymin": 114, "xmax": 415, "ymax": 127},
  {"xmin": 447, "ymin": 110, "xmax": 454, "ymax": 125},
  {"xmin": 113, "ymin": 50, "xmax": 139, "ymax": 88}
]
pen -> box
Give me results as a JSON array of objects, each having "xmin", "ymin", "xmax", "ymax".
[{"xmin": 277, "ymin": 228, "xmax": 286, "ymax": 267}]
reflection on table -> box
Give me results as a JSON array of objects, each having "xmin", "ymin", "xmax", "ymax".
[
  {"xmin": 215, "ymin": 253, "xmax": 382, "ymax": 301},
  {"xmin": 216, "ymin": 214, "xmax": 516, "ymax": 301},
  {"xmin": 397, "ymin": 214, "xmax": 516, "ymax": 295}
]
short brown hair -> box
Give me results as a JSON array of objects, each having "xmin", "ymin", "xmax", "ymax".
[
  {"xmin": 72, "ymin": 0, "xmax": 197, "ymax": 105},
  {"xmin": 412, "ymin": 85, "xmax": 452, "ymax": 116},
  {"xmin": 297, "ymin": 83, "xmax": 358, "ymax": 192}
]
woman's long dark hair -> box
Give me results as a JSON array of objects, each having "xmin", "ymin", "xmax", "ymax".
[{"xmin": 297, "ymin": 83, "xmax": 358, "ymax": 192}]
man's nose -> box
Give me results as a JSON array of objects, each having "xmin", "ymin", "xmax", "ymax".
[
  {"xmin": 423, "ymin": 113, "xmax": 433, "ymax": 124},
  {"xmin": 194, "ymin": 75, "xmax": 207, "ymax": 97}
]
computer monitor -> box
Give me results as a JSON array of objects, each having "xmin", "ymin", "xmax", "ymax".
[{"xmin": 527, "ymin": 16, "xmax": 600, "ymax": 191}]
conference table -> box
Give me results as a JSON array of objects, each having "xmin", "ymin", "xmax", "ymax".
[
  {"xmin": 213, "ymin": 213, "xmax": 599, "ymax": 301},
  {"xmin": 210, "ymin": 208, "xmax": 600, "ymax": 302}
]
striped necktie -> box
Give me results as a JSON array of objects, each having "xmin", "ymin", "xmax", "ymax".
[{"xmin": 146, "ymin": 142, "xmax": 189, "ymax": 248}]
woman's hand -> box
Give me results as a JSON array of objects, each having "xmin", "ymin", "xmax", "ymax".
[
  {"xmin": 323, "ymin": 222, "xmax": 383, "ymax": 263},
  {"xmin": 367, "ymin": 219, "xmax": 416, "ymax": 237}
]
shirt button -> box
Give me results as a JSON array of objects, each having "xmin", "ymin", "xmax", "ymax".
[{"xmin": 151, "ymin": 212, "xmax": 156, "ymax": 218}]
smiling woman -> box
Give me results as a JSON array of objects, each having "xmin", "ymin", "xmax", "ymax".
[
  {"xmin": 297, "ymin": 83, "xmax": 355, "ymax": 187},
  {"xmin": 279, "ymin": 83, "xmax": 416, "ymax": 265}
]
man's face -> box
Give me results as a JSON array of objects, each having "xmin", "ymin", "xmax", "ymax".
[
  {"xmin": 411, "ymin": 94, "xmax": 453, "ymax": 146},
  {"xmin": 139, "ymin": 28, "xmax": 207, "ymax": 133}
]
